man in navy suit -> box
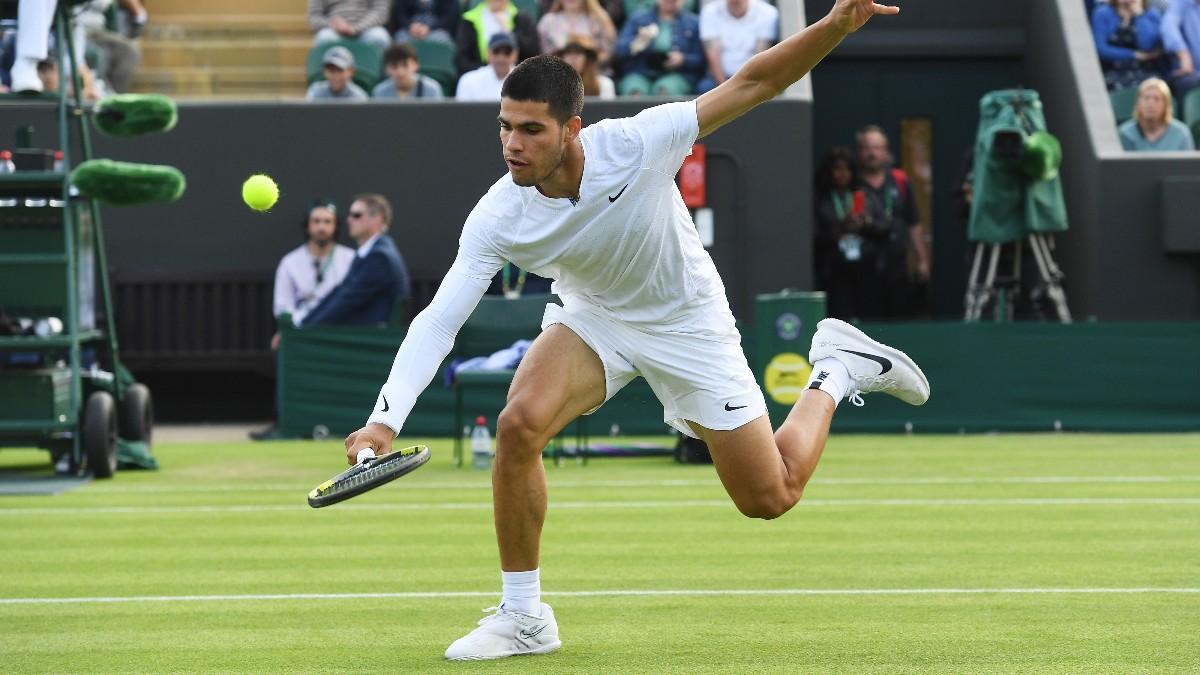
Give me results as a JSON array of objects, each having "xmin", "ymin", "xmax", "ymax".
[{"xmin": 298, "ymin": 194, "xmax": 411, "ymax": 327}]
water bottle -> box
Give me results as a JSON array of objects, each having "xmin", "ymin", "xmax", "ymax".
[
  {"xmin": 470, "ymin": 416, "xmax": 492, "ymax": 470},
  {"xmin": 0, "ymin": 151, "xmax": 14, "ymax": 174}
]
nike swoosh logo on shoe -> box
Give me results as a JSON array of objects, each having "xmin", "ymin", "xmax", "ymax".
[
  {"xmin": 838, "ymin": 349, "xmax": 893, "ymax": 374},
  {"xmin": 519, "ymin": 625, "xmax": 548, "ymax": 639}
]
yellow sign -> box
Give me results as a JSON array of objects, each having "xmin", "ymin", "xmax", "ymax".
[{"xmin": 763, "ymin": 353, "xmax": 812, "ymax": 405}]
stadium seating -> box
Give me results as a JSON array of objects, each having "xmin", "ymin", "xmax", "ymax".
[
  {"xmin": 1109, "ymin": 85, "xmax": 1138, "ymax": 124},
  {"xmin": 305, "ymin": 39, "xmax": 383, "ymax": 92},
  {"xmin": 1183, "ymin": 88, "xmax": 1200, "ymax": 145},
  {"xmin": 410, "ymin": 39, "xmax": 458, "ymax": 97}
]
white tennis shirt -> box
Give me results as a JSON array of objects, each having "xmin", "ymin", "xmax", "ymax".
[{"xmin": 368, "ymin": 100, "xmax": 735, "ymax": 434}]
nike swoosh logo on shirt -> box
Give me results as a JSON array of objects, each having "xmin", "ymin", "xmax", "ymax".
[
  {"xmin": 381, "ymin": 395, "xmax": 390, "ymax": 413},
  {"xmin": 724, "ymin": 402, "xmax": 748, "ymax": 411},
  {"xmin": 837, "ymin": 349, "xmax": 893, "ymax": 374},
  {"xmin": 608, "ymin": 184, "xmax": 629, "ymax": 202}
]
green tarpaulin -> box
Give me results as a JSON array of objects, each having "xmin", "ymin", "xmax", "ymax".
[{"xmin": 968, "ymin": 89, "xmax": 1069, "ymax": 244}]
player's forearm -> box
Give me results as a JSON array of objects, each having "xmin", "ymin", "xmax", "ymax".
[
  {"xmin": 366, "ymin": 266, "xmax": 489, "ymax": 434},
  {"xmin": 735, "ymin": 14, "xmax": 848, "ymax": 100}
]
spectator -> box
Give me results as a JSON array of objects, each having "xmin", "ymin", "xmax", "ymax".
[
  {"xmin": 272, "ymin": 200, "xmax": 356, "ymax": 344},
  {"xmin": 391, "ymin": 0, "xmax": 458, "ymax": 45},
  {"xmin": 9, "ymin": 0, "xmax": 56, "ymax": 93},
  {"xmin": 1092, "ymin": 0, "xmax": 1165, "ymax": 91},
  {"xmin": 1162, "ymin": 0, "xmax": 1200, "ymax": 95},
  {"xmin": 854, "ymin": 125, "xmax": 931, "ymax": 319},
  {"xmin": 309, "ymin": 0, "xmax": 391, "ymax": 52},
  {"xmin": 538, "ymin": 0, "xmax": 617, "ymax": 69},
  {"xmin": 36, "ymin": 57, "xmax": 57, "ymax": 93},
  {"xmin": 698, "ymin": 0, "xmax": 778, "ymax": 93},
  {"xmin": 1119, "ymin": 76, "xmax": 1197, "ymax": 149},
  {"xmin": 455, "ymin": 0, "xmax": 540, "ymax": 75},
  {"xmin": 299, "ymin": 194, "xmax": 411, "ymax": 328},
  {"xmin": 456, "ymin": 32, "xmax": 518, "ymax": 100},
  {"xmin": 372, "ymin": 43, "xmax": 444, "ymax": 99},
  {"xmin": 614, "ymin": 0, "xmax": 704, "ymax": 96},
  {"xmin": 557, "ymin": 36, "xmax": 615, "ymax": 98},
  {"xmin": 77, "ymin": 0, "xmax": 143, "ymax": 94},
  {"xmin": 813, "ymin": 147, "xmax": 873, "ymax": 321},
  {"xmin": 306, "ymin": 45, "xmax": 369, "ymax": 100}
]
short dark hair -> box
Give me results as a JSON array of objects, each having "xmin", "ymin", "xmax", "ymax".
[
  {"xmin": 352, "ymin": 193, "xmax": 393, "ymax": 230},
  {"xmin": 500, "ymin": 54, "xmax": 584, "ymax": 124},
  {"xmin": 383, "ymin": 43, "xmax": 417, "ymax": 67}
]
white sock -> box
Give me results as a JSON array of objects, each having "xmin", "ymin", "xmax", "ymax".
[
  {"xmin": 806, "ymin": 358, "xmax": 850, "ymax": 406},
  {"xmin": 501, "ymin": 568, "xmax": 540, "ymax": 616}
]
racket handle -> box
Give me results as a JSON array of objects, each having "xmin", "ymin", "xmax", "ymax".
[{"xmin": 356, "ymin": 448, "xmax": 377, "ymax": 465}]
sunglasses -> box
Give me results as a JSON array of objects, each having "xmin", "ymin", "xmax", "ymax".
[{"xmin": 347, "ymin": 210, "xmax": 367, "ymax": 219}]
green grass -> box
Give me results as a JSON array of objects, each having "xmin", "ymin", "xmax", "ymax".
[{"xmin": 1, "ymin": 434, "xmax": 1198, "ymax": 673}]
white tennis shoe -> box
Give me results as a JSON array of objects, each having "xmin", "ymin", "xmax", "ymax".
[
  {"xmin": 809, "ymin": 318, "xmax": 930, "ymax": 406},
  {"xmin": 444, "ymin": 603, "xmax": 561, "ymax": 660}
]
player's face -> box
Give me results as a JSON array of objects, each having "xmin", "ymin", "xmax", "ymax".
[
  {"xmin": 307, "ymin": 207, "xmax": 336, "ymax": 245},
  {"xmin": 498, "ymin": 99, "xmax": 573, "ymax": 188}
]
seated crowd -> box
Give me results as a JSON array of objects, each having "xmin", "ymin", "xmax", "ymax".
[
  {"xmin": 306, "ymin": 0, "xmax": 782, "ymax": 101},
  {"xmin": 1087, "ymin": 0, "xmax": 1200, "ymax": 151}
]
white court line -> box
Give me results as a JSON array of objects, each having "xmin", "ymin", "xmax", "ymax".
[
  {"xmin": 81, "ymin": 475, "xmax": 1200, "ymax": 494},
  {"xmin": 3, "ymin": 497, "xmax": 1200, "ymax": 516},
  {"xmin": 1, "ymin": 587, "xmax": 1198, "ymax": 606}
]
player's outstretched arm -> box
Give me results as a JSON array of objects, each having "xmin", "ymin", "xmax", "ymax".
[
  {"xmin": 343, "ymin": 262, "xmax": 493, "ymax": 464},
  {"xmin": 696, "ymin": 0, "xmax": 898, "ymax": 138}
]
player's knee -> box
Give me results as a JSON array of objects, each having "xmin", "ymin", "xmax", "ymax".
[
  {"xmin": 496, "ymin": 403, "xmax": 551, "ymax": 454},
  {"xmin": 736, "ymin": 489, "xmax": 798, "ymax": 520}
]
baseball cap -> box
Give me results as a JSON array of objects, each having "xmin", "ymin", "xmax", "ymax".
[
  {"xmin": 322, "ymin": 45, "xmax": 355, "ymax": 70},
  {"xmin": 488, "ymin": 32, "xmax": 516, "ymax": 51}
]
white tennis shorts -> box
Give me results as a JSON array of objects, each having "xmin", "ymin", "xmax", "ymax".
[{"xmin": 542, "ymin": 303, "xmax": 767, "ymax": 438}]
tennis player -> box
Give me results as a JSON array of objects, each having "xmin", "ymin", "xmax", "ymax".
[{"xmin": 345, "ymin": 0, "xmax": 925, "ymax": 660}]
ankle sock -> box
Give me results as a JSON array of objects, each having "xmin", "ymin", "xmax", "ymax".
[
  {"xmin": 501, "ymin": 568, "xmax": 540, "ymax": 615},
  {"xmin": 806, "ymin": 358, "xmax": 850, "ymax": 406}
]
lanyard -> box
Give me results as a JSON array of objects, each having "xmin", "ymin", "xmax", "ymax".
[
  {"xmin": 313, "ymin": 251, "xmax": 335, "ymax": 285},
  {"xmin": 830, "ymin": 190, "xmax": 852, "ymax": 221}
]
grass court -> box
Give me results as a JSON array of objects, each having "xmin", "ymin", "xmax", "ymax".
[{"xmin": 2, "ymin": 433, "xmax": 1198, "ymax": 673}]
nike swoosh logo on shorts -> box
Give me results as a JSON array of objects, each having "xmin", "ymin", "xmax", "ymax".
[
  {"xmin": 381, "ymin": 395, "xmax": 390, "ymax": 413},
  {"xmin": 838, "ymin": 349, "xmax": 893, "ymax": 374},
  {"xmin": 608, "ymin": 184, "xmax": 629, "ymax": 202},
  {"xmin": 724, "ymin": 402, "xmax": 748, "ymax": 411}
]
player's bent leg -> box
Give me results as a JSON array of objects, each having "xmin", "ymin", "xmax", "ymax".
[
  {"xmin": 689, "ymin": 390, "xmax": 836, "ymax": 520},
  {"xmin": 493, "ymin": 323, "xmax": 607, "ymax": 572},
  {"xmin": 446, "ymin": 325, "xmax": 602, "ymax": 661}
]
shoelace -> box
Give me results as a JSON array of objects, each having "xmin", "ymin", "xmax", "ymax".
[
  {"xmin": 846, "ymin": 385, "xmax": 865, "ymax": 407},
  {"xmin": 476, "ymin": 605, "xmax": 536, "ymax": 627}
]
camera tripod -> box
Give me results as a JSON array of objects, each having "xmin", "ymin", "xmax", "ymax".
[{"xmin": 964, "ymin": 232, "xmax": 1071, "ymax": 322}]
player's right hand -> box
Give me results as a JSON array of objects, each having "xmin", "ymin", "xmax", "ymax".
[{"xmin": 344, "ymin": 423, "xmax": 395, "ymax": 465}]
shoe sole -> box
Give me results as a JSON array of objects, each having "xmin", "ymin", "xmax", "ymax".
[
  {"xmin": 815, "ymin": 318, "xmax": 930, "ymax": 406},
  {"xmin": 446, "ymin": 639, "xmax": 562, "ymax": 661}
]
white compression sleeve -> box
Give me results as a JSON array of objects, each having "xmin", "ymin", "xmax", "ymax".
[{"xmin": 365, "ymin": 264, "xmax": 491, "ymax": 434}]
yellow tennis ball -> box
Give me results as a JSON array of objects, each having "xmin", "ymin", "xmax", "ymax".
[{"xmin": 242, "ymin": 174, "xmax": 278, "ymax": 211}]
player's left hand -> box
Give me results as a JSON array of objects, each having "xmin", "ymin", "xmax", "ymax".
[{"xmin": 828, "ymin": 0, "xmax": 899, "ymax": 35}]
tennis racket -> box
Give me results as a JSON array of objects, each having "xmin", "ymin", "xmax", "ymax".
[{"xmin": 307, "ymin": 445, "xmax": 431, "ymax": 508}]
